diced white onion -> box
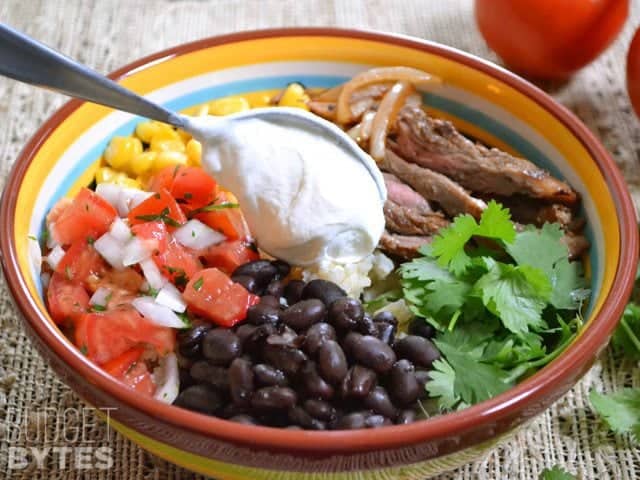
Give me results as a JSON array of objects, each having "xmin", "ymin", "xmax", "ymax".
[
  {"xmin": 96, "ymin": 183, "xmax": 153, "ymax": 217},
  {"xmin": 155, "ymin": 283, "xmax": 187, "ymax": 313},
  {"xmin": 132, "ymin": 296, "xmax": 187, "ymax": 329},
  {"xmin": 122, "ymin": 237, "xmax": 153, "ymax": 267},
  {"xmin": 95, "ymin": 183, "xmax": 121, "ymax": 208},
  {"xmin": 90, "ymin": 286, "xmax": 112, "ymax": 307},
  {"xmin": 94, "ymin": 233, "xmax": 125, "ymax": 270},
  {"xmin": 152, "ymin": 353, "xmax": 179, "ymax": 404},
  {"xmin": 173, "ymin": 219, "xmax": 226, "ymax": 250},
  {"xmin": 110, "ymin": 217, "xmax": 132, "ymax": 243},
  {"xmin": 139, "ymin": 258, "xmax": 166, "ymax": 290},
  {"xmin": 46, "ymin": 225, "xmax": 60, "ymax": 249},
  {"xmin": 45, "ymin": 245, "xmax": 66, "ymax": 270},
  {"xmin": 40, "ymin": 272, "xmax": 51, "ymax": 289}
]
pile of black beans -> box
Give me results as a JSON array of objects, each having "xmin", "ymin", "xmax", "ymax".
[{"xmin": 174, "ymin": 259, "xmax": 441, "ymax": 430}]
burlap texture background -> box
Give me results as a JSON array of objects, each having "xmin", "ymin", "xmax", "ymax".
[{"xmin": 1, "ymin": 0, "xmax": 639, "ymax": 478}]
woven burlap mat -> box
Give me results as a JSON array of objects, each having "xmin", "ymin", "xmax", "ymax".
[{"xmin": 1, "ymin": 0, "xmax": 639, "ymax": 478}]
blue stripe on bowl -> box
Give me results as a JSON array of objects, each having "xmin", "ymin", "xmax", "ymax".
[{"xmin": 37, "ymin": 73, "xmax": 599, "ymax": 313}]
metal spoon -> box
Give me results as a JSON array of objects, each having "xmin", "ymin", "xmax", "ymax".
[{"xmin": 0, "ymin": 23, "xmax": 385, "ymax": 199}]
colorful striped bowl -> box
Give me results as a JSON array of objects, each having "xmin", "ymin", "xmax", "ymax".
[{"xmin": 0, "ymin": 29, "xmax": 637, "ymax": 479}]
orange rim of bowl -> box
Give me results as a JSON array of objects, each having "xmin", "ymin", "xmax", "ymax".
[{"xmin": 0, "ymin": 27, "xmax": 637, "ymax": 455}]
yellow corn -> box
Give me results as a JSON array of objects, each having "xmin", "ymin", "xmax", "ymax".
[
  {"xmin": 95, "ymin": 166, "xmax": 118, "ymax": 184},
  {"xmin": 152, "ymin": 151, "xmax": 188, "ymax": 172},
  {"xmin": 249, "ymin": 93, "xmax": 273, "ymax": 108},
  {"xmin": 150, "ymin": 137, "xmax": 186, "ymax": 153},
  {"xmin": 186, "ymin": 139, "xmax": 202, "ymax": 166},
  {"xmin": 103, "ymin": 136, "xmax": 143, "ymax": 170},
  {"xmin": 177, "ymin": 128, "xmax": 192, "ymax": 143},
  {"xmin": 130, "ymin": 151, "xmax": 157, "ymax": 176},
  {"xmin": 194, "ymin": 104, "xmax": 210, "ymax": 117},
  {"xmin": 209, "ymin": 96, "xmax": 250, "ymax": 116},
  {"xmin": 113, "ymin": 173, "xmax": 142, "ymax": 189},
  {"xmin": 135, "ymin": 121, "xmax": 174, "ymax": 144},
  {"xmin": 277, "ymin": 83, "xmax": 310, "ymax": 110}
]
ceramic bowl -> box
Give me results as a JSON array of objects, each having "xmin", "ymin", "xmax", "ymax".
[{"xmin": 1, "ymin": 28, "xmax": 637, "ymax": 479}]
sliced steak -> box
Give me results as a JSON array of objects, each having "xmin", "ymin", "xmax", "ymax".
[
  {"xmin": 393, "ymin": 107, "xmax": 578, "ymax": 205},
  {"xmin": 561, "ymin": 233, "xmax": 590, "ymax": 260},
  {"xmin": 379, "ymin": 231, "xmax": 432, "ymax": 259},
  {"xmin": 383, "ymin": 148, "xmax": 487, "ymax": 218},
  {"xmin": 383, "ymin": 172, "xmax": 432, "ymax": 213},
  {"xmin": 495, "ymin": 196, "xmax": 575, "ymax": 230},
  {"xmin": 384, "ymin": 200, "xmax": 449, "ymax": 236}
]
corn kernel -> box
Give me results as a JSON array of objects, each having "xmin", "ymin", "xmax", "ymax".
[
  {"xmin": 209, "ymin": 97, "xmax": 250, "ymax": 116},
  {"xmin": 177, "ymin": 128, "xmax": 192, "ymax": 143},
  {"xmin": 150, "ymin": 137, "xmax": 186, "ymax": 153},
  {"xmin": 130, "ymin": 151, "xmax": 157, "ymax": 176},
  {"xmin": 114, "ymin": 173, "xmax": 142, "ymax": 189},
  {"xmin": 103, "ymin": 136, "xmax": 143, "ymax": 170},
  {"xmin": 186, "ymin": 139, "xmax": 202, "ymax": 166},
  {"xmin": 152, "ymin": 151, "xmax": 188, "ymax": 171},
  {"xmin": 95, "ymin": 166, "xmax": 117, "ymax": 184},
  {"xmin": 135, "ymin": 121, "xmax": 172, "ymax": 144},
  {"xmin": 194, "ymin": 104, "xmax": 210, "ymax": 117},
  {"xmin": 249, "ymin": 93, "xmax": 272, "ymax": 108},
  {"xmin": 277, "ymin": 83, "xmax": 310, "ymax": 110}
]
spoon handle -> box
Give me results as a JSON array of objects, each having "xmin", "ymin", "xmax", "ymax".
[{"xmin": 0, "ymin": 23, "xmax": 186, "ymax": 128}]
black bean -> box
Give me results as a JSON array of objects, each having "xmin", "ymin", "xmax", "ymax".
[
  {"xmin": 394, "ymin": 336, "xmax": 440, "ymax": 369},
  {"xmin": 229, "ymin": 414, "xmax": 257, "ymax": 425},
  {"xmin": 341, "ymin": 331, "xmax": 362, "ymax": 357},
  {"xmin": 266, "ymin": 326, "xmax": 301, "ymax": 348},
  {"xmin": 396, "ymin": 409, "xmax": 417, "ymax": 425},
  {"xmin": 189, "ymin": 361, "xmax": 230, "ymax": 390},
  {"xmin": 317, "ymin": 340, "xmax": 348, "ymax": 385},
  {"xmin": 246, "ymin": 303, "xmax": 281, "ymax": 325},
  {"xmin": 303, "ymin": 322, "xmax": 337, "ymax": 356},
  {"xmin": 389, "ymin": 359, "xmax": 421, "ymax": 407},
  {"xmin": 288, "ymin": 406, "xmax": 326, "ymax": 430},
  {"xmin": 364, "ymin": 386, "xmax": 398, "ymax": 419},
  {"xmin": 373, "ymin": 311, "xmax": 398, "ymax": 326},
  {"xmin": 231, "ymin": 274, "xmax": 261, "ymax": 294},
  {"xmin": 341, "ymin": 365, "xmax": 377, "ymax": 399},
  {"xmin": 328, "ymin": 297, "xmax": 364, "ymax": 331},
  {"xmin": 177, "ymin": 326, "xmax": 209, "ymax": 358},
  {"xmin": 303, "ymin": 399, "xmax": 337, "ymax": 422},
  {"xmin": 179, "ymin": 368, "xmax": 196, "ymax": 389},
  {"xmin": 262, "ymin": 344, "xmax": 308, "ymax": 377},
  {"xmin": 300, "ymin": 361, "xmax": 335, "ymax": 400},
  {"xmin": 365, "ymin": 414, "xmax": 390, "ymax": 428},
  {"xmin": 259, "ymin": 295, "xmax": 282, "ymax": 308},
  {"xmin": 282, "ymin": 299, "xmax": 326, "ymax": 331},
  {"xmin": 414, "ymin": 370, "xmax": 431, "ymax": 389},
  {"xmin": 243, "ymin": 323, "xmax": 277, "ymax": 353},
  {"xmin": 253, "ymin": 364, "xmax": 288, "ymax": 387},
  {"xmin": 233, "ymin": 260, "xmax": 278, "ymax": 287},
  {"xmin": 284, "ymin": 280, "xmax": 306, "ymax": 306},
  {"xmin": 265, "ymin": 279, "xmax": 286, "ymax": 298},
  {"xmin": 334, "ymin": 411, "xmax": 368, "ymax": 430},
  {"xmin": 235, "ymin": 324, "xmax": 258, "ymax": 346},
  {"xmin": 251, "ymin": 387, "xmax": 297, "ymax": 411},
  {"xmin": 229, "ymin": 358, "xmax": 254, "ymax": 407},
  {"xmin": 175, "ymin": 385, "xmax": 222, "ymax": 414},
  {"xmin": 286, "ymin": 425, "xmax": 302, "ymax": 430},
  {"xmin": 202, "ymin": 329, "xmax": 242, "ymax": 366},
  {"xmin": 271, "ymin": 259, "xmax": 291, "ymax": 279},
  {"xmin": 301, "ymin": 279, "xmax": 347, "ymax": 306},
  {"xmin": 357, "ymin": 314, "xmax": 378, "ymax": 336},
  {"xmin": 350, "ymin": 335, "xmax": 397, "ymax": 374},
  {"xmin": 408, "ymin": 318, "xmax": 435, "ymax": 339},
  {"xmin": 376, "ymin": 322, "xmax": 396, "ymax": 346}
]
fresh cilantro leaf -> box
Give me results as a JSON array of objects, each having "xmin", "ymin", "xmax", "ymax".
[
  {"xmin": 91, "ymin": 304, "xmax": 106, "ymax": 312},
  {"xmin": 364, "ymin": 289, "xmax": 401, "ymax": 314},
  {"xmin": 401, "ymin": 255, "xmax": 457, "ymax": 283},
  {"xmin": 187, "ymin": 201, "xmax": 240, "ymax": 218},
  {"xmin": 423, "ymin": 278, "xmax": 470, "ymax": 318},
  {"xmin": 539, "ymin": 465, "xmax": 577, "ymax": 480},
  {"xmin": 426, "ymin": 358, "xmax": 459, "ymax": 410},
  {"xmin": 193, "ymin": 277, "xmax": 204, "ymax": 291},
  {"xmin": 429, "ymin": 214, "xmax": 477, "ymax": 276},
  {"xmin": 80, "ymin": 344, "xmax": 88, "ymax": 356},
  {"xmin": 474, "ymin": 260, "xmax": 550, "ymax": 335},
  {"xmin": 474, "ymin": 200, "xmax": 516, "ymax": 243},
  {"xmin": 612, "ymin": 302, "xmax": 640, "ymax": 359},
  {"xmin": 28, "ymin": 234, "xmax": 37, "ymax": 241},
  {"xmin": 590, "ymin": 388, "xmax": 640, "ymax": 442}
]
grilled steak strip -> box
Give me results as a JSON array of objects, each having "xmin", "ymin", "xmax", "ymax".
[
  {"xmin": 383, "ymin": 172, "xmax": 433, "ymax": 214},
  {"xmin": 383, "ymin": 148, "xmax": 487, "ymax": 218},
  {"xmin": 492, "ymin": 195, "xmax": 576, "ymax": 231},
  {"xmin": 393, "ymin": 107, "xmax": 578, "ymax": 205},
  {"xmin": 561, "ymin": 233, "xmax": 590, "ymax": 260},
  {"xmin": 379, "ymin": 230, "xmax": 432, "ymax": 259},
  {"xmin": 384, "ymin": 200, "xmax": 449, "ymax": 236}
]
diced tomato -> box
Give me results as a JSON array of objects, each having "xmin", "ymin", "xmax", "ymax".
[
  {"xmin": 128, "ymin": 188, "xmax": 186, "ymax": 231},
  {"xmin": 51, "ymin": 188, "xmax": 117, "ymax": 246},
  {"xmin": 201, "ymin": 239, "xmax": 259, "ymax": 275},
  {"xmin": 150, "ymin": 166, "xmax": 217, "ymax": 210},
  {"xmin": 75, "ymin": 307, "xmax": 175, "ymax": 365},
  {"xmin": 183, "ymin": 268, "xmax": 259, "ymax": 327},
  {"xmin": 195, "ymin": 191, "xmax": 250, "ymax": 240},
  {"xmin": 96, "ymin": 268, "xmax": 145, "ymax": 295},
  {"xmin": 47, "ymin": 272, "xmax": 90, "ymax": 325},
  {"xmin": 149, "ymin": 165, "xmax": 184, "ymax": 193},
  {"xmin": 132, "ymin": 220, "xmax": 201, "ymax": 286},
  {"xmin": 56, "ymin": 240, "xmax": 107, "ymax": 287},
  {"xmin": 102, "ymin": 347, "xmax": 155, "ymax": 396}
]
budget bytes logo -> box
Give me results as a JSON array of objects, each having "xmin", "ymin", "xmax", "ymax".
[{"xmin": 4, "ymin": 406, "xmax": 116, "ymax": 471}]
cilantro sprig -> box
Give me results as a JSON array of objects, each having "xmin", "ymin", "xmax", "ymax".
[{"xmin": 400, "ymin": 201, "xmax": 589, "ymax": 411}]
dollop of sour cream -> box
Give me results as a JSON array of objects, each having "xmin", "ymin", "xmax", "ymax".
[{"xmin": 187, "ymin": 109, "xmax": 386, "ymax": 266}]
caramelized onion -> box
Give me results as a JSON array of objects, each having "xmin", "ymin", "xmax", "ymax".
[
  {"xmin": 369, "ymin": 82, "xmax": 414, "ymax": 162},
  {"xmin": 308, "ymin": 101, "xmax": 337, "ymax": 121},
  {"xmin": 336, "ymin": 67, "xmax": 441, "ymax": 124}
]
